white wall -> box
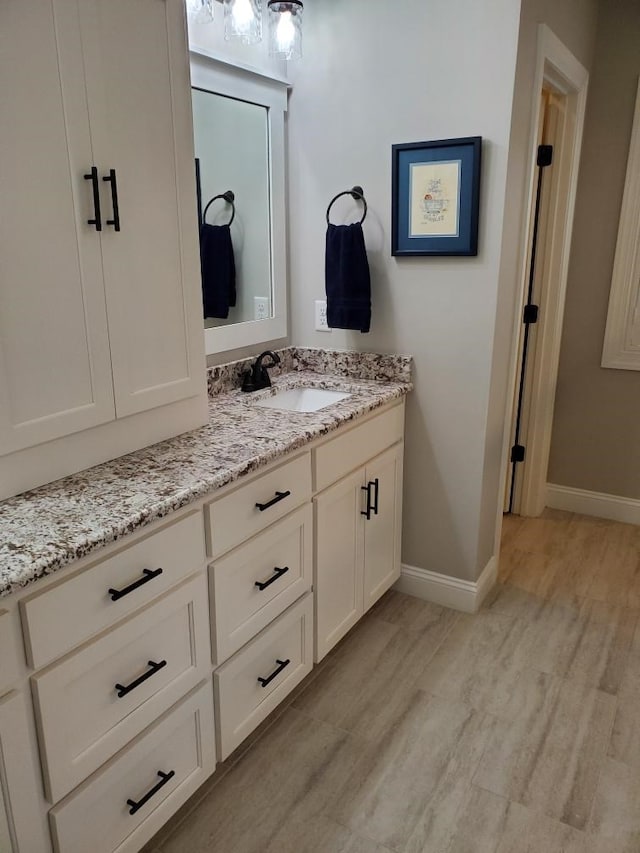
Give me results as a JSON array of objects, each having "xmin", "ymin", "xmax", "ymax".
[{"xmin": 286, "ymin": 0, "xmax": 522, "ymax": 581}]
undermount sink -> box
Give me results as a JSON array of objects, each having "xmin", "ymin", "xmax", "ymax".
[{"xmin": 253, "ymin": 387, "xmax": 351, "ymax": 413}]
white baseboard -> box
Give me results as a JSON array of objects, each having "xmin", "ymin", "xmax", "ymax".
[
  {"xmin": 394, "ymin": 556, "xmax": 497, "ymax": 614},
  {"xmin": 546, "ymin": 483, "xmax": 640, "ymax": 525}
]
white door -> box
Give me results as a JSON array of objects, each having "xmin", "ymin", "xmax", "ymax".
[
  {"xmin": 79, "ymin": 0, "xmax": 205, "ymax": 417},
  {"xmin": 0, "ymin": 691, "xmax": 50, "ymax": 852},
  {"xmin": 314, "ymin": 468, "xmax": 365, "ymax": 662},
  {"xmin": 363, "ymin": 444, "xmax": 404, "ymax": 611},
  {"xmin": 0, "ymin": 0, "xmax": 115, "ymax": 455}
]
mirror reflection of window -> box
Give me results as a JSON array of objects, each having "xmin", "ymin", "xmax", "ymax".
[{"xmin": 192, "ymin": 88, "xmax": 272, "ymax": 327}]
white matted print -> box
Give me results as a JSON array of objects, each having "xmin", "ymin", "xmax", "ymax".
[{"xmin": 409, "ymin": 160, "xmax": 461, "ymax": 238}]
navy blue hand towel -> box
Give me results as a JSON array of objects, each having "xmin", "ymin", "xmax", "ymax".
[
  {"xmin": 200, "ymin": 223, "xmax": 236, "ymax": 319},
  {"xmin": 325, "ymin": 222, "xmax": 371, "ymax": 333}
]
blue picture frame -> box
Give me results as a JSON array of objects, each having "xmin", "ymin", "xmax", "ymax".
[{"xmin": 392, "ymin": 136, "xmax": 482, "ymax": 256}]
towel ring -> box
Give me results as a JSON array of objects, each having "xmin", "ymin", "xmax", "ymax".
[
  {"xmin": 203, "ymin": 190, "xmax": 235, "ymax": 227},
  {"xmin": 326, "ymin": 186, "xmax": 367, "ymax": 225}
]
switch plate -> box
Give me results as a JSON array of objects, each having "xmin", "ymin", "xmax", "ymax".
[
  {"xmin": 315, "ymin": 300, "xmax": 331, "ymax": 332},
  {"xmin": 254, "ymin": 297, "xmax": 269, "ymax": 321}
]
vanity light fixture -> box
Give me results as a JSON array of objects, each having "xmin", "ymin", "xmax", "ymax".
[
  {"xmin": 267, "ymin": 0, "xmax": 303, "ymax": 60},
  {"xmin": 185, "ymin": 0, "xmax": 215, "ymax": 24},
  {"xmin": 224, "ymin": 0, "xmax": 262, "ymax": 44}
]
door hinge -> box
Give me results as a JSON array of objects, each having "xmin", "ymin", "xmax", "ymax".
[
  {"xmin": 537, "ymin": 144, "xmax": 553, "ymax": 167},
  {"xmin": 523, "ymin": 304, "xmax": 539, "ymax": 324},
  {"xmin": 511, "ymin": 444, "xmax": 525, "ymax": 463}
]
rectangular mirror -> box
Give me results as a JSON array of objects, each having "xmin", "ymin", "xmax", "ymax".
[
  {"xmin": 189, "ymin": 51, "xmax": 288, "ymax": 355},
  {"xmin": 193, "ymin": 88, "xmax": 273, "ymax": 327}
]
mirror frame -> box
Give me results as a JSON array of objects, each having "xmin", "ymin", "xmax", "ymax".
[{"xmin": 189, "ymin": 49, "xmax": 289, "ymax": 354}]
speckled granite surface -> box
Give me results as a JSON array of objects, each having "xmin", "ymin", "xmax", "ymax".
[{"xmin": 0, "ymin": 349, "xmax": 411, "ymax": 598}]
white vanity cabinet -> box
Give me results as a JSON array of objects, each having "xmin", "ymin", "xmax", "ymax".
[
  {"xmin": 205, "ymin": 452, "xmax": 315, "ymax": 760},
  {"xmin": 0, "ymin": 691, "xmax": 51, "ymax": 852},
  {"xmin": 0, "ymin": 507, "xmax": 215, "ymax": 853},
  {"xmin": 314, "ymin": 406, "xmax": 405, "ymax": 661},
  {"xmin": 0, "ymin": 0, "xmax": 206, "ymax": 497},
  {"xmin": 0, "ymin": 612, "xmax": 49, "ymax": 851},
  {"xmin": 0, "ymin": 393, "xmax": 407, "ymax": 850}
]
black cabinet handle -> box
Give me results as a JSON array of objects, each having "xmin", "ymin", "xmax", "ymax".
[
  {"xmin": 372, "ymin": 478, "xmax": 380, "ymax": 515},
  {"xmin": 103, "ymin": 168, "xmax": 121, "ymax": 231},
  {"xmin": 255, "ymin": 490, "xmax": 291, "ymax": 512},
  {"xmin": 127, "ymin": 770, "xmax": 175, "ymax": 816},
  {"xmin": 257, "ymin": 658, "xmax": 290, "ymax": 688},
  {"xmin": 361, "ymin": 483, "xmax": 373, "ymax": 519},
  {"xmin": 84, "ymin": 166, "xmax": 102, "ymax": 231},
  {"xmin": 255, "ymin": 566, "xmax": 290, "ymax": 591},
  {"xmin": 108, "ymin": 567, "xmax": 163, "ymax": 602},
  {"xmin": 115, "ymin": 659, "xmax": 167, "ymax": 699}
]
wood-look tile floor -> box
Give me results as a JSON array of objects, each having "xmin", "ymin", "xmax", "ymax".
[{"xmin": 146, "ymin": 510, "xmax": 640, "ymax": 852}]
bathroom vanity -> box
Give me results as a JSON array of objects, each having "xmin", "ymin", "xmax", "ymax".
[
  {"xmin": 0, "ymin": 4, "xmax": 412, "ymax": 850},
  {"xmin": 0, "ymin": 348, "xmax": 411, "ymax": 853}
]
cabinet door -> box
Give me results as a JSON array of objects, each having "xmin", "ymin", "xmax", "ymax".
[
  {"xmin": 0, "ymin": 0, "xmax": 115, "ymax": 455},
  {"xmin": 0, "ymin": 691, "xmax": 50, "ymax": 852},
  {"xmin": 363, "ymin": 443, "xmax": 404, "ymax": 611},
  {"xmin": 79, "ymin": 0, "xmax": 205, "ymax": 417},
  {"xmin": 314, "ymin": 469, "xmax": 365, "ymax": 662}
]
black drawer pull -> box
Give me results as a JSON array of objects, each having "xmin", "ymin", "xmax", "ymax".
[
  {"xmin": 108, "ymin": 567, "xmax": 163, "ymax": 602},
  {"xmin": 257, "ymin": 658, "xmax": 290, "ymax": 688},
  {"xmin": 372, "ymin": 478, "xmax": 380, "ymax": 515},
  {"xmin": 255, "ymin": 566, "xmax": 290, "ymax": 591},
  {"xmin": 127, "ymin": 770, "xmax": 175, "ymax": 816},
  {"xmin": 84, "ymin": 166, "xmax": 102, "ymax": 231},
  {"xmin": 361, "ymin": 482, "xmax": 373, "ymax": 520},
  {"xmin": 115, "ymin": 659, "xmax": 167, "ymax": 699},
  {"xmin": 103, "ymin": 168, "xmax": 121, "ymax": 231},
  {"xmin": 255, "ymin": 490, "xmax": 291, "ymax": 512}
]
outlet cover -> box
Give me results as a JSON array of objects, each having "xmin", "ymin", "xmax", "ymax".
[
  {"xmin": 254, "ymin": 296, "xmax": 269, "ymax": 321},
  {"xmin": 315, "ymin": 299, "xmax": 331, "ymax": 332}
]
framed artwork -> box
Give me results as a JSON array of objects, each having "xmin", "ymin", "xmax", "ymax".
[{"xmin": 391, "ymin": 136, "xmax": 482, "ymax": 256}]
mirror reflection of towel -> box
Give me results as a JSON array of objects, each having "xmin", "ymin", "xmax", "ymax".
[
  {"xmin": 325, "ymin": 222, "xmax": 371, "ymax": 333},
  {"xmin": 200, "ymin": 223, "xmax": 236, "ymax": 319}
]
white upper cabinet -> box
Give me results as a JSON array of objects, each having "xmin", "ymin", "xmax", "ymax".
[
  {"xmin": 0, "ymin": 0, "xmax": 205, "ymax": 457},
  {"xmin": 80, "ymin": 0, "xmax": 204, "ymax": 415},
  {"xmin": 0, "ymin": 0, "xmax": 115, "ymax": 453}
]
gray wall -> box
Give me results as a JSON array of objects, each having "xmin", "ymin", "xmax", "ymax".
[
  {"xmin": 286, "ymin": 0, "xmax": 522, "ymax": 581},
  {"xmin": 548, "ymin": 0, "xmax": 640, "ymax": 498}
]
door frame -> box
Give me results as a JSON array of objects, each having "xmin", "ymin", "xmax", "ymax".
[{"xmin": 506, "ymin": 25, "xmax": 589, "ymax": 517}]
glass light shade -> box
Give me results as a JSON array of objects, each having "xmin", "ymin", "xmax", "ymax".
[
  {"xmin": 268, "ymin": 0, "xmax": 303, "ymax": 60},
  {"xmin": 185, "ymin": 0, "xmax": 215, "ymax": 24},
  {"xmin": 224, "ymin": 0, "xmax": 262, "ymax": 44}
]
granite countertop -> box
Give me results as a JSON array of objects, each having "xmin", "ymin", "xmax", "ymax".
[{"xmin": 0, "ymin": 348, "xmax": 412, "ymax": 598}]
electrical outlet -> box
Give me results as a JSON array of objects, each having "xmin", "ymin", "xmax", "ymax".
[
  {"xmin": 254, "ymin": 296, "xmax": 269, "ymax": 321},
  {"xmin": 315, "ymin": 299, "xmax": 331, "ymax": 332}
]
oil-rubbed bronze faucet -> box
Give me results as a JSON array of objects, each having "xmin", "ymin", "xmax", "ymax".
[{"xmin": 241, "ymin": 350, "xmax": 281, "ymax": 392}]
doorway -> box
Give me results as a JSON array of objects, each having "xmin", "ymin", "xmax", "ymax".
[{"xmin": 504, "ymin": 26, "xmax": 589, "ymax": 518}]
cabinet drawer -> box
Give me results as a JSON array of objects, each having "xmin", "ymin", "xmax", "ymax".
[
  {"xmin": 214, "ymin": 592, "xmax": 313, "ymax": 760},
  {"xmin": 32, "ymin": 575, "xmax": 210, "ymax": 803},
  {"xmin": 21, "ymin": 510, "xmax": 205, "ymax": 669},
  {"xmin": 210, "ymin": 505, "xmax": 313, "ymax": 665},
  {"xmin": 49, "ymin": 681, "xmax": 216, "ymax": 853},
  {"xmin": 206, "ymin": 452, "xmax": 312, "ymax": 558},
  {"xmin": 0, "ymin": 609, "xmax": 21, "ymax": 694},
  {"xmin": 314, "ymin": 403, "xmax": 405, "ymax": 492}
]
